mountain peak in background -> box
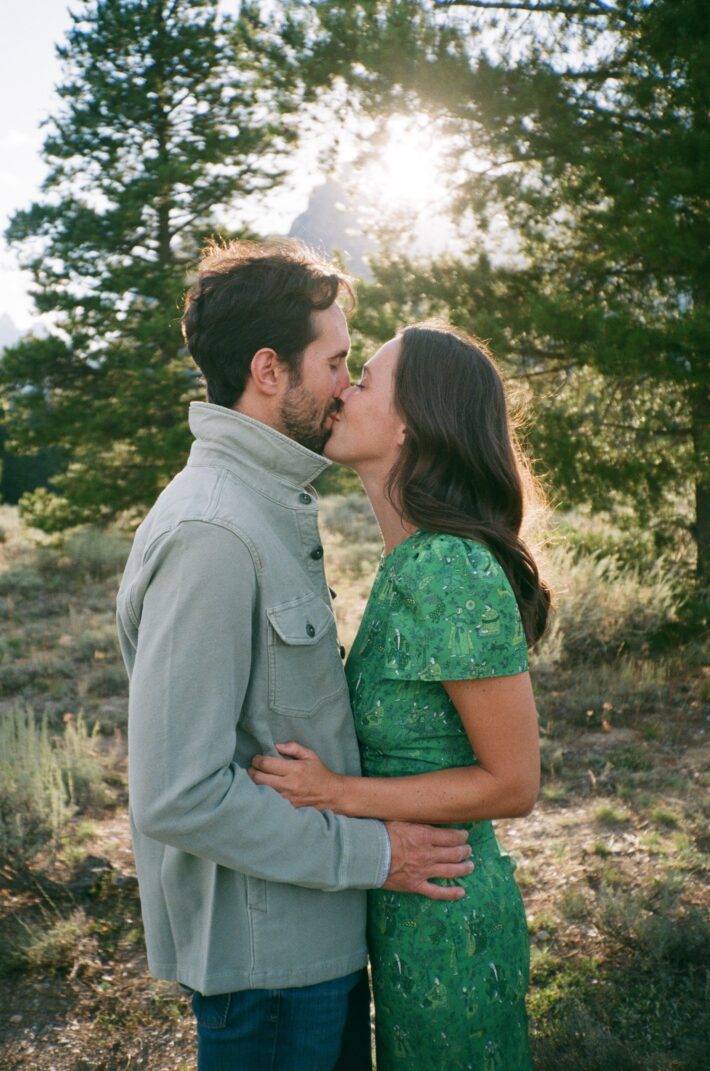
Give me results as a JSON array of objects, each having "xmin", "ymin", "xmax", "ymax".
[{"xmin": 288, "ymin": 178, "xmax": 375, "ymax": 279}]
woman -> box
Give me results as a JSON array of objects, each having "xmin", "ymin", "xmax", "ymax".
[{"xmin": 250, "ymin": 322, "xmax": 551, "ymax": 1070}]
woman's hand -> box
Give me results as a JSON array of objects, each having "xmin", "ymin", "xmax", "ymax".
[{"xmin": 248, "ymin": 742, "xmax": 344, "ymax": 811}]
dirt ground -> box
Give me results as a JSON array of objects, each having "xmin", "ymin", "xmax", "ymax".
[{"xmin": 2, "ymin": 720, "xmax": 707, "ymax": 1071}]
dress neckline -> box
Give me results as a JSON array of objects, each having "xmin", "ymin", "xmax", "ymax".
[{"xmin": 381, "ymin": 529, "xmax": 424, "ymax": 562}]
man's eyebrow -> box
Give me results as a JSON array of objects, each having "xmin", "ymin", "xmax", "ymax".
[{"xmin": 330, "ymin": 349, "xmax": 349, "ymax": 360}]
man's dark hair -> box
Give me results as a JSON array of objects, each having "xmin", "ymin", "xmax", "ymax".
[{"xmin": 182, "ymin": 238, "xmax": 355, "ymax": 408}]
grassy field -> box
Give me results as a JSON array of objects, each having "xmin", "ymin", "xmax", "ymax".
[{"xmin": 0, "ymin": 498, "xmax": 708, "ymax": 1070}]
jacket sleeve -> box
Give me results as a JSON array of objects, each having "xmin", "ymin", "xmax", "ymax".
[{"xmin": 125, "ymin": 520, "xmax": 389, "ymax": 892}]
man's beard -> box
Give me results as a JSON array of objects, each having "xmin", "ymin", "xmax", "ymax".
[{"xmin": 280, "ymin": 380, "xmax": 340, "ymax": 455}]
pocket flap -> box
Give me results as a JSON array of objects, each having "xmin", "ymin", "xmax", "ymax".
[{"xmin": 267, "ymin": 593, "xmax": 334, "ymax": 645}]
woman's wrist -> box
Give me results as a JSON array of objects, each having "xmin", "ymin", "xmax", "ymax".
[{"xmin": 331, "ymin": 774, "xmax": 358, "ymax": 816}]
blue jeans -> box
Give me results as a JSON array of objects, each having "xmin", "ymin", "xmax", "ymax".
[{"xmin": 192, "ymin": 968, "xmax": 372, "ymax": 1071}]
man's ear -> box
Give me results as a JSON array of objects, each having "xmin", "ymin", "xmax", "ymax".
[{"xmin": 249, "ymin": 348, "xmax": 286, "ymax": 396}]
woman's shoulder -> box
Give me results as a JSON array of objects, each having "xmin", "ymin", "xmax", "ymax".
[
  {"xmin": 383, "ymin": 531, "xmax": 529, "ymax": 680},
  {"xmin": 397, "ymin": 530, "xmax": 507, "ymax": 582}
]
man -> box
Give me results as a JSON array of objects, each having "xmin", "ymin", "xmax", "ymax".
[{"xmin": 117, "ymin": 239, "xmax": 472, "ymax": 1071}]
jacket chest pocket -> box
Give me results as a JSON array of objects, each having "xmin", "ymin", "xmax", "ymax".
[{"xmin": 266, "ymin": 593, "xmax": 346, "ymax": 717}]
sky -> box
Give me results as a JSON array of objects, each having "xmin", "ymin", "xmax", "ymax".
[
  {"xmin": 0, "ymin": 0, "xmax": 455, "ymax": 333},
  {"xmin": 0, "ymin": 0, "xmax": 310, "ymax": 331},
  {"xmin": 0, "ymin": 1, "xmax": 75, "ymax": 328}
]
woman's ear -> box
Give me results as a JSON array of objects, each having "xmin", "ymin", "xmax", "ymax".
[
  {"xmin": 395, "ymin": 422, "xmax": 407, "ymax": 447},
  {"xmin": 249, "ymin": 347, "xmax": 285, "ymax": 397}
]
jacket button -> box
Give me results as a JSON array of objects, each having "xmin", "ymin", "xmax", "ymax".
[
  {"xmin": 340, "ymin": 645, "xmax": 346, "ymax": 660},
  {"xmin": 299, "ymin": 492, "xmax": 312, "ymax": 504},
  {"xmin": 310, "ymin": 546, "xmax": 323, "ymax": 560},
  {"xmin": 306, "ymin": 623, "xmax": 316, "ymax": 638}
]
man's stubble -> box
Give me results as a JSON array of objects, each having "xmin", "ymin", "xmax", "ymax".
[{"xmin": 279, "ymin": 375, "xmax": 341, "ymax": 455}]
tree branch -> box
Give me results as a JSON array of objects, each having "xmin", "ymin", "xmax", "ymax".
[{"xmin": 435, "ymin": 0, "xmax": 634, "ymax": 23}]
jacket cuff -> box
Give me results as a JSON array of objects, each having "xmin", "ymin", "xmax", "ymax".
[{"xmin": 338, "ymin": 817, "xmax": 391, "ymax": 890}]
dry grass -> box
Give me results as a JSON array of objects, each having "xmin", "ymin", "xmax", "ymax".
[{"xmin": 0, "ymin": 501, "xmax": 707, "ymax": 1071}]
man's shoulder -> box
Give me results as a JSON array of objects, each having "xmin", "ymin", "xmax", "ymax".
[{"xmin": 134, "ymin": 466, "xmax": 261, "ymax": 566}]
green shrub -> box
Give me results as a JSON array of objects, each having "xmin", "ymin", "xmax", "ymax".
[
  {"xmin": 594, "ymin": 804, "xmax": 632, "ymax": 829},
  {"xmin": 0, "ymin": 707, "xmax": 105, "ymax": 858},
  {"xmin": 0, "ymin": 657, "xmax": 77, "ymax": 698},
  {"xmin": 86, "ymin": 664, "xmax": 129, "ymax": 698},
  {"xmin": 595, "ymin": 887, "xmax": 710, "ymax": 968},
  {"xmin": 320, "ymin": 493, "xmax": 379, "ymax": 545},
  {"xmin": 534, "ymin": 545, "xmax": 679, "ymax": 666},
  {"xmin": 60, "ymin": 527, "xmax": 132, "ymax": 579},
  {"xmin": 18, "ymin": 908, "xmax": 99, "ymax": 976},
  {"xmin": 533, "ymin": 1003, "xmax": 646, "ymax": 1071},
  {"xmin": 0, "ymin": 567, "xmax": 45, "ymax": 596},
  {"xmin": 0, "ymin": 662, "xmax": 46, "ymax": 696},
  {"xmin": 556, "ymin": 887, "xmax": 589, "ymax": 923}
]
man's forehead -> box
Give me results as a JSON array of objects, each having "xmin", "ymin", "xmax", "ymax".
[{"xmin": 310, "ymin": 304, "xmax": 350, "ymax": 348}]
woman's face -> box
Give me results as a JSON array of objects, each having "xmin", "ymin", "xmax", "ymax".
[{"xmin": 324, "ymin": 337, "xmax": 406, "ymax": 472}]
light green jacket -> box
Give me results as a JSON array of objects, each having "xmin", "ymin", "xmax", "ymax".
[{"xmin": 116, "ymin": 402, "xmax": 389, "ymax": 995}]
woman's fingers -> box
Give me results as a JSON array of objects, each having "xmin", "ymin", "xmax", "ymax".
[
  {"xmin": 249, "ymin": 769, "xmax": 284, "ymax": 789},
  {"xmin": 250, "ymin": 755, "xmax": 292, "ymax": 775},
  {"xmin": 275, "ymin": 741, "xmax": 312, "ymax": 759}
]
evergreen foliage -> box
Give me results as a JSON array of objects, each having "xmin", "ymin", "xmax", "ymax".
[
  {"xmin": 309, "ymin": 0, "xmax": 710, "ymax": 580},
  {"xmin": 0, "ymin": 0, "xmax": 302, "ymax": 529}
]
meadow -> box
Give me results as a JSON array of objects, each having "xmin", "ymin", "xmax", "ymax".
[{"xmin": 0, "ymin": 497, "xmax": 708, "ymax": 1070}]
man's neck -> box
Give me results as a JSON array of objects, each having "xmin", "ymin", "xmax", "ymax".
[{"xmin": 232, "ymin": 397, "xmax": 285, "ymax": 436}]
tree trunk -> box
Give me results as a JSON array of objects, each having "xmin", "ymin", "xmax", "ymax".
[{"xmin": 691, "ymin": 383, "xmax": 710, "ymax": 582}]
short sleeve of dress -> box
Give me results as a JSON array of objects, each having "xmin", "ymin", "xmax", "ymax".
[{"xmin": 381, "ymin": 534, "xmax": 529, "ymax": 682}]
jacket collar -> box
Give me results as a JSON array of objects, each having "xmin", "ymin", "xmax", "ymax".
[{"xmin": 186, "ymin": 402, "xmax": 331, "ymax": 498}]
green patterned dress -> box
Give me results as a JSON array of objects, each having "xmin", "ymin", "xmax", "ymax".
[{"xmin": 346, "ymin": 531, "xmax": 533, "ymax": 1071}]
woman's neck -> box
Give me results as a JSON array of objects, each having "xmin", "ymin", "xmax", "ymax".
[{"xmin": 356, "ymin": 466, "xmax": 417, "ymax": 555}]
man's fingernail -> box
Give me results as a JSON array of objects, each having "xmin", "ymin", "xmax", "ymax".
[
  {"xmin": 465, "ymin": 862, "xmax": 474, "ymax": 873},
  {"xmin": 456, "ymin": 889, "xmax": 466, "ymax": 898}
]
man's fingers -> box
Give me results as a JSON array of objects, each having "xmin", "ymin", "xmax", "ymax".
[
  {"xmin": 426, "ymin": 844, "xmax": 472, "ymax": 864},
  {"xmin": 422, "ymin": 827, "xmax": 470, "ymax": 847},
  {"xmin": 426, "ymin": 861, "xmax": 475, "ymax": 880},
  {"xmin": 417, "ymin": 882, "xmax": 466, "ymax": 902}
]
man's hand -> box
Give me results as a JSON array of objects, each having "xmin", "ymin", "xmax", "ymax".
[{"xmin": 384, "ymin": 822, "xmax": 473, "ymax": 901}]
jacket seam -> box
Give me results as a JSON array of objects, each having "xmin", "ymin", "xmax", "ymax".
[
  {"xmin": 188, "ymin": 459, "xmax": 320, "ymax": 512},
  {"xmin": 140, "ymin": 507, "xmax": 263, "ymax": 576}
]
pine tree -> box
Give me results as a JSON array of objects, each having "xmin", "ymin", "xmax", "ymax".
[
  {"xmin": 1, "ymin": 0, "xmax": 301, "ymax": 529},
  {"xmin": 310, "ymin": 0, "xmax": 710, "ymax": 581}
]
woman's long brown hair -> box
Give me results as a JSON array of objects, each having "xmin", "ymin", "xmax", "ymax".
[{"xmin": 386, "ymin": 322, "xmax": 551, "ymax": 646}]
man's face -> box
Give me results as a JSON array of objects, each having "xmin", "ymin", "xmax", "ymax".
[{"xmin": 278, "ymin": 303, "xmax": 351, "ymax": 454}]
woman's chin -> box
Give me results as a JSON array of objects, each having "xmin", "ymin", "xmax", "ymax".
[{"xmin": 324, "ymin": 436, "xmax": 353, "ymax": 466}]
